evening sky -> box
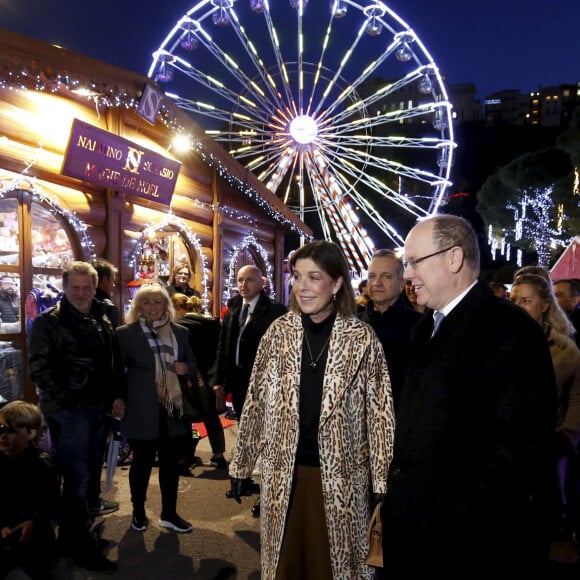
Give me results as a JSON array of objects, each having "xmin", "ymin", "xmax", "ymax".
[{"xmin": 2, "ymin": 0, "xmax": 579, "ymax": 99}]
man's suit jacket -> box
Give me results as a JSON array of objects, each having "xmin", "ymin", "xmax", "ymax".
[
  {"xmin": 382, "ymin": 281, "xmax": 557, "ymax": 576},
  {"xmin": 212, "ymin": 293, "xmax": 286, "ymax": 397}
]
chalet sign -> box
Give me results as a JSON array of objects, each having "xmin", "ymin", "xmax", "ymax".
[{"xmin": 62, "ymin": 119, "xmax": 180, "ymax": 206}]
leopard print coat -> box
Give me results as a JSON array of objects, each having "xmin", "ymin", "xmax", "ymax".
[{"xmin": 230, "ymin": 311, "xmax": 395, "ymax": 579}]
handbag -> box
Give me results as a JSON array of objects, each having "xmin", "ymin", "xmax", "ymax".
[
  {"xmin": 365, "ymin": 502, "xmax": 383, "ymax": 568},
  {"xmin": 180, "ymin": 375, "xmax": 205, "ymax": 423}
]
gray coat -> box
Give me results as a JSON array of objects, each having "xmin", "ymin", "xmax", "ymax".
[{"xmin": 116, "ymin": 321, "xmax": 196, "ymax": 440}]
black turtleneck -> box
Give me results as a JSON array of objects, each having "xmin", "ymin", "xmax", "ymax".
[{"xmin": 296, "ymin": 311, "xmax": 336, "ymax": 466}]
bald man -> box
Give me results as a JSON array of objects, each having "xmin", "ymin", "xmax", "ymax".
[
  {"xmin": 381, "ymin": 215, "xmax": 557, "ymax": 577},
  {"xmin": 212, "ymin": 265, "xmax": 286, "ymax": 418}
]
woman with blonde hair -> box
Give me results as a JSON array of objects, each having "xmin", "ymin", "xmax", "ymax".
[
  {"xmin": 511, "ymin": 272, "xmax": 580, "ymax": 537},
  {"xmin": 116, "ymin": 283, "xmax": 196, "ymax": 533}
]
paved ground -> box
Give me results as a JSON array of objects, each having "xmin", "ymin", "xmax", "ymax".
[
  {"xmin": 7, "ymin": 419, "xmax": 580, "ymax": 579},
  {"xmin": 35, "ymin": 421, "xmax": 261, "ymax": 580}
]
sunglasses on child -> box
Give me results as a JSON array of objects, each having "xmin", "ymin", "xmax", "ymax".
[{"xmin": 0, "ymin": 423, "xmax": 18, "ymax": 435}]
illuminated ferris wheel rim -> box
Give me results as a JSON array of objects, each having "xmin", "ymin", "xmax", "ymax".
[{"xmin": 148, "ymin": 0, "xmax": 455, "ymax": 271}]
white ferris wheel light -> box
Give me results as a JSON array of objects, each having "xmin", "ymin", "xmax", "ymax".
[{"xmin": 289, "ymin": 116, "xmax": 318, "ymax": 145}]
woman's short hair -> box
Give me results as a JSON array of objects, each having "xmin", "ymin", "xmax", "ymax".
[
  {"xmin": 126, "ymin": 283, "xmax": 175, "ymax": 324},
  {"xmin": 288, "ymin": 240, "xmax": 356, "ymax": 317},
  {"xmin": 0, "ymin": 401, "xmax": 43, "ymax": 442},
  {"xmin": 171, "ymin": 263, "xmax": 191, "ymax": 282}
]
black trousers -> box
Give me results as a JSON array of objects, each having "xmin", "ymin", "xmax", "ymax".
[{"xmin": 128, "ymin": 410, "xmax": 181, "ymax": 518}]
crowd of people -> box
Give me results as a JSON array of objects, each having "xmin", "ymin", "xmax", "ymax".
[{"xmin": 3, "ymin": 215, "xmax": 580, "ymax": 578}]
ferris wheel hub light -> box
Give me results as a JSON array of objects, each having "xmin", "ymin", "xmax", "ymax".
[{"xmin": 289, "ymin": 115, "xmax": 318, "ymax": 145}]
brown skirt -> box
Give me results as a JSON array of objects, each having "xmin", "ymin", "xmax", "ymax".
[{"xmin": 275, "ymin": 465, "xmax": 333, "ymax": 580}]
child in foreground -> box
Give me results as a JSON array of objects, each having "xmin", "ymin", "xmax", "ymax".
[{"xmin": 0, "ymin": 400, "xmax": 60, "ymax": 579}]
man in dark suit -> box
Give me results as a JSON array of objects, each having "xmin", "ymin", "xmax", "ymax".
[
  {"xmin": 359, "ymin": 249, "xmax": 421, "ymax": 410},
  {"xmin": 212, "ymin": 265, "xmax": 286, "ymax": 419},
  {"xmin": 213, "ymin": 265, "xmax": 286, "ymax": 513},
  {"xmin": 381, "ymin": 215, "xmax": 557, "ymax": 577}
]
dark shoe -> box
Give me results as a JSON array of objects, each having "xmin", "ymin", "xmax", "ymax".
[
  {"xmin": 179, "ymin": 464, "xmax": 195, "ymax": 477},
  {"xmin": 131, "ymin": 513, "xmax": 149, "ymax": 531},
  {"xmin": 159, "ymin": 513, "xmax": 192, "ymax": 533},
  {"xmin": 251, "ymin": 497, "xmax": 261, "ymax": 517},
  {"xmin": 73, "ymin": 550, "xmax": 118, "ymax": 573},
  {"xmin": 89, "ymin": 499, "xmax": 120, "ymax": 517},
  {"xmin": 210, "ymin": 455, "xmax": 228, "ymax": 469},
  {"xmin": 243, "ymin": 477, "xmax": 260, "ymax": 495}
]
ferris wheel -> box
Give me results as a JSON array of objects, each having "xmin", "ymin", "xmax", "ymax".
[{"xmin": 148, "ymin": 0, "xmax": 455, "ymax": 273}]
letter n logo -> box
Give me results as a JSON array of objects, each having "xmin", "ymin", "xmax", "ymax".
[{"xmin": 124, "ymin": 147, "xmax": 144, "ymax": 174}]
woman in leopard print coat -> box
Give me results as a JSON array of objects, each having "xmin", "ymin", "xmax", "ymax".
[{"xmin": 230, "ymin": 241, "xmax": 394, "ymax": 579}]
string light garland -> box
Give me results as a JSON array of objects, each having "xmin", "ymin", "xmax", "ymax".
[
  {"xmin": 195, "ymin": 144, "xmax": 312, "ymax": 238},
  {"xmin": 226, "ymin": 233, "xmax": 274, "ymax": 303},
  {"xmin": 0, "ymin": 171, "xmax": 95, "ymax": 262},
  {"xmin": 128, "ymin": 213, "xmax": 211, "ymax": 313},
  {"xmin": 0, "ymin": 65, "xmax": 310, "ymax": 236}
]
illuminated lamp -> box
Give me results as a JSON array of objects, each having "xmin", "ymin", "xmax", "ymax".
[
  {"xmin": 180, "ymin": 22, "xmax": 199, "ymax": 51},
  {"xmin": 366, "ymin": 19, "xmax": 382, "ymax": 36},
  {"xmin": 395, "ymin": 44, "xmax": 412, "ymax": 62}
]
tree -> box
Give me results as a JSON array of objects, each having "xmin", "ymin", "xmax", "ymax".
[{"xmin": 476, "ymin": 147, "xmax": 576, "ymax": 267}]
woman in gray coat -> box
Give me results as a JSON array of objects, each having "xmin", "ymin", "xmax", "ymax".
[{"xmin": 116, "ymin": 283, "xmax": 196, "ymax": 534}]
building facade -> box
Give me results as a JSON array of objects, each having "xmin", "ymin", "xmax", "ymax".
[{"xmin": 0, "ymin": 29, "xmax": 310, "ymax": 402}]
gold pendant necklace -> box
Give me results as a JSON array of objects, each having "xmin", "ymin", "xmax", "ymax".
[{"xmin": 303, "ymin": 330, "xmax": 331, "ymax": 372}]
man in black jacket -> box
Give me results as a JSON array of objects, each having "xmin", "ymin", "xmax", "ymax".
[
  {"xmin": 382, "ymin": 215, "xmax": 557, "ymax": 578},
  {"xmin": 28, "ymin": 261, "xmax": 124, "ymax": 572},
  {"xmin": 359, "ymin": 249, "xmax": 421, "ymax": 410}
]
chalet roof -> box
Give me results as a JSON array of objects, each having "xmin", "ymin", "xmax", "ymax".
[
  {"xmin": 0, "ymin": 28, "xmax": 311, "ymax": 237},
  {"xmin": 550, "ymin": 236, "xmax": 580, "ymax": 281}
]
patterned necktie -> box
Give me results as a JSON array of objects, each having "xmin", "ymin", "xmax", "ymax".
[{"xmin": 432, "ymin": 310, "xmax": 445, "ymax": 336}]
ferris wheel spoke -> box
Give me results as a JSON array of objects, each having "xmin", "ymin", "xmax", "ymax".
[
  {"xmin": 322, "ymin": 139, "xmax": 445, "ymax": 186},
  {"xmin": 261, "ymin": 7, "xmax": 298, "ymax": 114},
  {"xmin": 317, "ymin": 147, "xmax": 431, "ymax": 216},
  {"xmin": 224, "ymin": 7, "xmax": 289, "ymax": 110},
  {"xmin": 166, "ymin": 62, "xmax": 273, "ymax": 123}
]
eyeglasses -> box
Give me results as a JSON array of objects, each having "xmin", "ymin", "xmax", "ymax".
[
  {"xmin": 0, "ymin": 423, "xmax": 18, "ymax": 435},
  {"xmin": 403, "ymin": 245, "xmax": 457, "ymax": 270}
]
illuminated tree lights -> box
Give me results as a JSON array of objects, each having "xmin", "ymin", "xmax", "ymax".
[
  {"xmin": 226, "ymin": 233, "xmax": 274, "ymax": 303},
  {"xmin": 488, "ymin": 186, "xmax": 572, "ymax": 268}
]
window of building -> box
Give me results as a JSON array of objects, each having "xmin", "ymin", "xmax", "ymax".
[{"xmin": 0, "ymin": 191, "xmax": 78, "ymax": 402}]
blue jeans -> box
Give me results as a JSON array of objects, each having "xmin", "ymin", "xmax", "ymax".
[{"xmin": 42, "ymin": 405, "xmax": 106, "ymax": 547}]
